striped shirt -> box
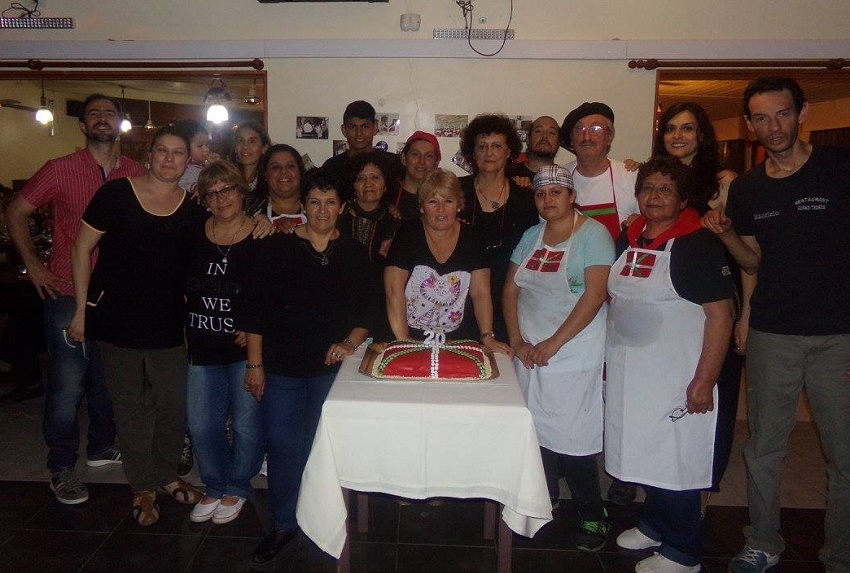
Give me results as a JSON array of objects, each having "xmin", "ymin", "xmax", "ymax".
[{"xmin": 21, "ymin": 148, "xmax": 146, "ymax": 297}]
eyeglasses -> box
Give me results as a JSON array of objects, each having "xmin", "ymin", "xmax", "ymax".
[
  {"xmin": 669, "ymin": 405, "xmax": 689, "ymax": 422},
  {"xmin": 571, "ymin": 125, "xmax": 609, "ymax": 136},
  {"xmin": 203, "ymin": 184, "xmax": 239, "ymax": 203}
]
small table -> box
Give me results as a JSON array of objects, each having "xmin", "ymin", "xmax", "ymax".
[{"xmin": 296, "ymin": 346, "xmax": 552, "ymax": 573}]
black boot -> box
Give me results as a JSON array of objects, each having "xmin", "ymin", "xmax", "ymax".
[{"xmin": 250, "ymin": 529, "xmax": 299, "ymax": 570}]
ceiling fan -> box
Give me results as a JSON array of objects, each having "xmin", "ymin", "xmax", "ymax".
[{"xmin": 0, "ymin": 99, "xmax": 38, "ymax": 112}]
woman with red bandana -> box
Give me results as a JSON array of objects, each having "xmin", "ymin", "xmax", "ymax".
[{"xmin": 605, "ymin": 157, "xmax": 734, "ymax": 573}]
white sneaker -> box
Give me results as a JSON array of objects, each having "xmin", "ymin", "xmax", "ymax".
[
  {"xmin": 212, "ymin": 496, "xmax": 246, "ymax": 525},
  {"xmin": 635, "ymin": 552, "xmax": 700, "ymax": 573},
  {"xmin": 190, "ymin": 497, "xmax": 220, "ymax": 523},
  {"xmin": 617, "ymin": 527, "xmax": 662, "ymax": 550}
]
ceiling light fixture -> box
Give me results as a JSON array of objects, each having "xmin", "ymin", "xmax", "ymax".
[
  {"xmin": 119, "ymin": 87, "xmax": 132, "ymax": 132},
  {"xmin": 244, "ymin": 80, "xmax": 263, "ymax": 105},
  {"xmin": 204, "ymin": 78, "xmax": 231, "ymax": 124},
  {"xmin": 35, "ymin": 80, "xmax": 53, "ymax": 125},
  {"xmin": 144, "ymin": 100, "xmax": 155, "ymax": 130}
]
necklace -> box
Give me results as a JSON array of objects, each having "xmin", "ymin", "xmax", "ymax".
[
  {"xmin": 301, "ymin": 234, "xmax": 336, "ymax": 266},
  {"xmin": 475, "ymin": 177, "xmax": 508, "ymax": 210},
  {"xmin": 211, "ymin": 217, "xmax": 247, "ymax": 264}
]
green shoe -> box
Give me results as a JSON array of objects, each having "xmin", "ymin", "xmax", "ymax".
[{"xmin": 575, "ymin": 509, "xmax": 610, "ymax": 552}]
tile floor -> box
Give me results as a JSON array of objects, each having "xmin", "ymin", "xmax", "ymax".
[{"xmin": 0, "ymin": 373, "xmax": 830, "ymax": 573}]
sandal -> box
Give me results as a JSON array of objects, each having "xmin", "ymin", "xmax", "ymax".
[
  {"xmin": 158, "ymin": 478, "xmax": 203, "ymax": 505},
  {"xmin": 132, "ymin": 490, "xmax": 160, "ymax": 526}
]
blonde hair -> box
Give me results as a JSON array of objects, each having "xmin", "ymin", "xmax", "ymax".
[{"xmin": 417, "ymin": 170, "xmax": 465, "ymax": 211}]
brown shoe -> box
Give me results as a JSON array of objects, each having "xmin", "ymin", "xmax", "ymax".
[
  {"xmin": 159, "ymin": 478, "xmax": 203, "ymax": 505},
  {"xmin": 132, "ymin": 490, "xmax": 160, "ymax": 526}
]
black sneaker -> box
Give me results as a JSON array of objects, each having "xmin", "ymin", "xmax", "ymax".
[
  {"xmin": 575, "ymin": 509, "xmax": 610, "ymax": 552},
  {"xmin": 87, "ymin": 446, "xmax": 122, "ymax": 467},
  {"xmin": 607, "ymin": 480, "xmax": 637, "ymax": 505},
  {"xmin": 178, "ymin": 433, "xmax": 193, "ymax": 478},
  {"xmin": 50, "ymin": 468, "xmax": 89, "ymax": 505}
]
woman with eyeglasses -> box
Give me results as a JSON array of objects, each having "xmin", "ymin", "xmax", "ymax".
[
  {"xmin": 183, "ymin": 160, "xmax": 265, "ymax": 526},
  {"xmin": 385, "ymin": 170, "xmax": 512, "ymax": 353},
  {"xmin": 605, "ymin": 157, "xmax": 734, "ymax": 573},
  {"xmin": 458, "ymin": 114, "xmax": 538, "ymax": 341}
]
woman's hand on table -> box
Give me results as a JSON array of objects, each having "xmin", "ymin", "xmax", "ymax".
[
  {"xmin": 511, "ymin": 340, "xmax": 536, "ymax": 369},
  {"xmin": 686, "ymin": 379, "xmax": 715, "ymax": 414},
  {"xmin": 528, "ymin": 337, "xmax": 562, "ymax": 367},
  {"xmin": 325, "ymin": 340, "xmax": 356, "ymax": 366},
  {"xmin": 243, "ymin": 367, "xmax": 266, "ymax": 401},
  {"xmin": 482, "ymin": 335, "xmax": 513, "ymax": 357}
]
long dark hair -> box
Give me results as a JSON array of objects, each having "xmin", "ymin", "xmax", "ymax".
[
  {"xmin": 254, "ymin": 144, "xmax": 306, "ymax": 204},
  {"xmin": 653, "ymin": 102, "xmax": 723, "ymax": 212}
]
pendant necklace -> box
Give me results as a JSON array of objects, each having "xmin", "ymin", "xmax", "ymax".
[
  {"xmin": 475, "ymin": 177, "xmax": 507, "ymax": 210},
  {"xmin": 211, "ymin": 217, "xmax": 247, "ymax": 264},
  {"xmin": 302, "ymin": 234, "xmax": 336, "ymax": 266}
]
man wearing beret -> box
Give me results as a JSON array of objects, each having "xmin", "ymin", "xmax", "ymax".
[
  {"xmin": 561, "ymin": 102, "xmax": 639, "ymax": 241},
  {"xmin": 561, "ymin": 101, "xmax": 640, "ymax": 507}
]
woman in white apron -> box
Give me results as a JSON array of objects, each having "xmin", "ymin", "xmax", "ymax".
[
  {"xmin": 606, "ymin": 157, "xmax": 734, "ymax": 573},
  {"xmin": 503, "ymin": 166, "xmax": 614, "ymax": 553}
]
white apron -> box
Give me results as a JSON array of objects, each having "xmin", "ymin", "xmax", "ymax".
[
  {"xmin": 605, "ymin": 239, "xmax": 717, "ymax": 490},
  {"xmin": 514, "ymin": 220, "xmax": 606, "ymax": 455}
]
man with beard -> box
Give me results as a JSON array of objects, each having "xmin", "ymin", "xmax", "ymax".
[
  {"xmin": 702, "ymin": 77, "xmax": 850, "ymax": 573},
  {"xmin": 511, "ymin": 115, "xmax": 560, "ymax": 187},
  {"xmin": 5, "ymin": 94, "xmax": 145, "ymax": 504},
  {"xmin": 560, "ymin": 102, "xmax": 639, "ymax": 241}
]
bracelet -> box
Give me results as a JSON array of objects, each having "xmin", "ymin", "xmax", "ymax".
[
  {"xmin": 245, "ymin": 363, "xmax": 264, "ymax": 369},
  {"xmin": 480, "ymin": 331, "xmax": 495, "ymax": 342},
  {"xmin": 342, "ymin": 338, "xmax": 359, "ymax": 350}
]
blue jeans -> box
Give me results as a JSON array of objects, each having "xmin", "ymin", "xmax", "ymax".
[
  {"xmin": 638, "ymin": 486, "xmax": 702, "ymax": 567},
  {"xmin": 43, "ymin": 296, "xmax": 116, "ymax": 473},
  {"xmin": 187, "ymin": 361, "xmax": 263, "ymax": 500},
  {"xmin": 262, "ymin": 372, "xmax": 335, "ymax": 532}
]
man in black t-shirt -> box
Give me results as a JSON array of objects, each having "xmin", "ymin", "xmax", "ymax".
[
  {"xmin": 511, "ymin": 116, "xmax": 559, "ymax": 187},
  {"xmin": 321, "ymin": 100, "xmax": 403, "ymax": 201},
  {"xmin": 703, "ymin": 77, "xmax": 850, "ymax": 573}
]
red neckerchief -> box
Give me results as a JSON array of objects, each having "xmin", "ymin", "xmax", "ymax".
[{"xmin": 626, "ymin": 207, "xmax": 702, "ymax": 250}]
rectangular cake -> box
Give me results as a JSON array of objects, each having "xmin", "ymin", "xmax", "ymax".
[{"xmin": 359, "ymin": 339, "xmax": 498, "ymax": 381}]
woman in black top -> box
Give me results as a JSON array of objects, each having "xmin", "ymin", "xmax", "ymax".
[
  {"xmin": 337, "ymin": 150, "xmax": 401, "ymax": 263},
  {"xmin": 458, "ymin": 114, "xmax": 538, "ymax": 340},
  {"xmin": 69, "ymin": 125, "xmax": 207, "ymax": 526},
  {"xmin": 240, "ymin": 171, "xmax": 375, "ymax": 569},
  {"xmin": 184, "ymin": 161, "xmax": 264, "ymax": 526}
]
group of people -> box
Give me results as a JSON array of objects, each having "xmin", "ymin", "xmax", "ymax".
[{"xmin": 4, "ymin": 76, "xmax": 848, "ymax": 573}]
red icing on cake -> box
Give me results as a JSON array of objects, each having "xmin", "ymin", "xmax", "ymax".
[{"xmin": 372, "ymin": 340, "xmax": 491, "ymax": 380}]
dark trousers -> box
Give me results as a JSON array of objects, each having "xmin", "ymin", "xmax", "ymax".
[
  {"xmin": 98, "ymin": 342, "xmax": 188, "ymax": 491},
  {"xmin": 541, "ymin": 447, "xmax": 606, "ymax": 520},
  {"xmin": 710, "ymin": 347, "xmax": 743, "ymax": 491},
  {"xmin": 639, "ymin": 486, "xmax": 701, "ymax": 567}
]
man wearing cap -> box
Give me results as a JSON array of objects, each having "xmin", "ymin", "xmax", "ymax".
[
  {"xmin": 504, "ymin": 164, "xmax": 614, "ymax": 552},
  {"xmin": 391, "ymin": 131, "xmax": 441, "ymax": 221},
  {"xmin": 321, "ymin": 99, "xmax": 403, "ymax": 200},
  {"xmin": 561, "ymin": 102, "xmax": 639, "ymax": 241},
  {"xmin": 511, "ymin": 116, "xmax": 560, "ymax": 188},
  {"xmin": 561, "ymin": 101, "xmax": 640, "ymax": 508}
]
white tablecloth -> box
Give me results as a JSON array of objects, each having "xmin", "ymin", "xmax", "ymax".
[{"xmin": 296, "ymin": 346, "xmax": 552, "ymax": 558}]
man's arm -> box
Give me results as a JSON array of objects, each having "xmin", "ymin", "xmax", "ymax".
[
  {"xmin": 5, "ymin": 195, "xmax": 66, "ymax": 299},
  {"xmin": 701, "ymin": 207, "xmax": 761, "ymax": 274}
]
